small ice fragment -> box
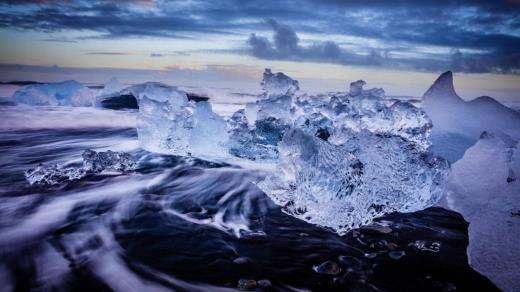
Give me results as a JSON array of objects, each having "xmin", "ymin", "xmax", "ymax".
[
  {"xmin": 82, "ymin": 149, "xmax": 136, "ymax": 173},
  {"xmin": 25, "ymin": 149, "xmax": 136, "ymax": 185},
  {"xmin": 25, "ymin": 164, "xmax": 86, "ymax": 186},
  {"xmin": 237, "ymin": 279, "xmax": 257, "ymax": 291}
]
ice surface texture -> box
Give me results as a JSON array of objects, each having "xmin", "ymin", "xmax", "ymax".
[
  {"xmin": 134, "ymin": 83, "xmax": 228, "ymax": 158},
  {"xmin": 25, "ymin": 149, "xmax": 136, "ymax": 185},
  {"xmin": 13, "ymin": 80, "xmax": 95, "ymax": 107},
  {"xmin": 258, "ymin": 129, "xmax": 449, "ymax": 234},
  {"xmin": 446, "ymin": 133, "xmax": 520, "ymax": 292},
  {"xmin": 228, "ymin": 70, "xmax": 297, "ymax": 160},
  {"xmin": 25, "ymin": 164, "xmax": 86, "ymax": 186}
]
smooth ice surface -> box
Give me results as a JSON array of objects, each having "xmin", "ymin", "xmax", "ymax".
[
  {"xmin": 446, "ymin": 132, "xmax": 520, "ymax": 292},
  {"xmin": 190, "ymin": 101, "xmax": 229, "ymax": 157},
  {"xmin": 424, "ymin": 71, "xmax": 520, "ymax": 162},
  {"xmin": 135, "ymin": 83, "xmax": 228, "ymax": 158},
  {"xmin": 25, "ymin": 149, "xmax": 136, "ymax": 185},
  {"xmin": 13, "ymin": 81, "xmax": 95, "ymax": 107},
  {"xmin": 258, "ymin": 129, "xmax": 449, "ymax": 234}
]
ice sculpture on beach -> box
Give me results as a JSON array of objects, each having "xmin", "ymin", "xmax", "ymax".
[
  {"xmin": 13, "ymin": 80, "xmax": 95, "ymax": 107},
  {"xmin": 132, "ymin": 69, "xmax": 448, "ymax": 234},
  {"xmin": 258, "ymin": 129, "xmax": 449, "ymax": 234},
  {"xmin": 134, "ymin": 83, "xmax": 228, "ymax": 157},
  {"xmin": 25, "ymin": 149, "xmax": 136, "ymax": 185}
]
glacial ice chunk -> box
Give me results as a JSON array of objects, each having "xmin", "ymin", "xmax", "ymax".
[
  {"xmin": 135, "ymin": 83, "xmax": 228, "ymax": 157},
  {"xmin": 13, "ymin": 80, "xmax": 95, "ymax": 107},
  {"xmin": 258, "ymin": 129, "xmax": 449, "ymax": 234},
  {"xmin": 445, "ymin": 132, "xmax": 520, "ymax": 292},
  {"xmin": 136, "ymin": 83, "xmax": 193, "ymax": 155},
  {"xmin": 25, "ymin": 149, "xmax": 135, "ymax": 185},
  {"xmin": 260, "ymin": 68, "xmax": 299, "ymax": 98},
  {"xmin": 423, "ymin": 71, "xmax": 520, "ymax": 162},
  {"xmin": 228, "ymin": 69, "xmax": 299, "ymax": 160}
]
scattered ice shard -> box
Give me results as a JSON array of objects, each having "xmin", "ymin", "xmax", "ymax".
[
  {"xmin": 25, "ymin": 150, "xmax": 136, "ymax": 185},
  {"xmin": 258, "ymin": 129, "xmax": 449, "ymax": 235},
  {"xmin": 445, "ymin": 132, "xmax": 520, "ymax": 292},
  {"xmin": 135, "ymin": 83, "xmax": 228, "ymax": 157},
  {"xmin": 13, "ymin": 80, "xmax": 95, "ymax": 107},
  {"xmin": 25, "ymin": 164, "xmax": 86, "ymax": 186},
  {"xmin": 82, "ymin": 149, "xmax": 136, "ymax": 173},
  {"xmin": 423, "ymin": 71, "xmax": 520, "ymax": 162}
]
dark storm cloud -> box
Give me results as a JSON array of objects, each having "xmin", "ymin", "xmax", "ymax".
[
  {"xmin": 247, "ymin": 19, "xmax": 520, "ymax": 74},
  {"xmin": 247, "ymin": 19, "xmax": 385, "ymax": 66},
  {"xmin": 0, "ymin": 0, "xmax": 519, "ymax": 73}
]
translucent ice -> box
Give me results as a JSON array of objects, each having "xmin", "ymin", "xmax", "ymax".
[
  {"xmin": 258, "ymin": 129, "xmax": 449, "ymax": 234},
  {"xmin": 228, "ymin": 110, "xmax": 288, "ymax": 160},
  {"xmin": 260, "ymin": 68, "xmax": 299, "ymax": 99},
  {"xmin": 25, "ymin": 149, "xmax": 135, "ymax": 185},
  {"xmin": 82, "ymin": 149, "xmax": 136, "ymax": 173},
  {"xmin": 25, "ymin": 164, "xmax": 86, "ymax": 185},
  {"xmin": 190, "ymin": 101, "xmax": 229, "ymax": 157},
  {"xmin": 135, "ymin": 83, "xmax": 228, "ymax": 157},
  {"xmin": 136, "ymin": 83, "xmax": 194, "ymax": 155},
  {"xmin": 326, "ymin": 82, "xmax": 432, "ymax": 149},
  {"xmin": 13, "ymin": 80, "xmax": 95, "ymax": 107},
  {"xmin": 228, "ymin": 69, "xmax": 298, "ymax": 160}
]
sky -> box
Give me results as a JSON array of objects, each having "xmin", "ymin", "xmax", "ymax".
[{"xmin": 0, "ymin": 0, "xmax": 519, "ymax": 101}]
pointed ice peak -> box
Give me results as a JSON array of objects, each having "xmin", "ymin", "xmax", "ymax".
[
  {"xmin": 102, "ymin": 77, "xmax": 124, "ymax": 95},
  {"xmin": 260, "ymin": 68, "xmax": 299, "ymax": 98},
  {"xmin": 349, "ymin": 80, "xmax": 366, "ymax": 96},
  {"xmin": 423, "ymin": 71, "xmax": 462, "ymax": 102}
]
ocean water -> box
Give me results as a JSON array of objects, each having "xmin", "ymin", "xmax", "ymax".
[{"xmin": 0, "ymin": 106, "xmax": 498, "ymax": 291}]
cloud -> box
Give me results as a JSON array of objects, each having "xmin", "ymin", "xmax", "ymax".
[
  {"xmin": 150, "ymin": 53, "xmax": 163, "ymax": 57},
  {"xmin": 246, "ymin": 19, "xmax": 520, "ymax": 74},
  {"xmin": 0, "ymin": 0, "xmax": 519, "ymax": 74}
]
